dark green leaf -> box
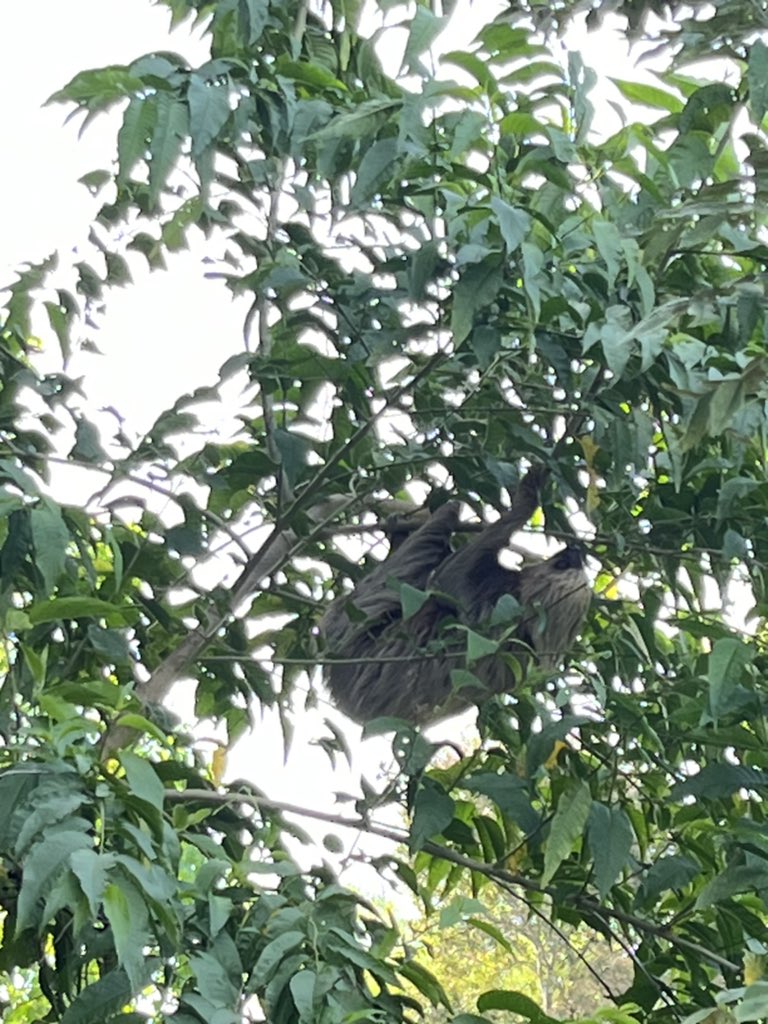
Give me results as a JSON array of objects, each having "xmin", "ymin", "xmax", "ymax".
[
  {"xmin": 411, "ymin": 782, "xmax": 455, "ymax": 851},
  {"xmin": 17, "ymin": 831, "xmax": 91, "ymax": 933},
  {"xmin": 670, "ymin": 765, "xmax": 768, "ymax": 801},
  {"xmin": 103, "ymin": 881, "xmax": 149, "ymax": 992},
  {"xmin": 490, "ymin": 197, "xmax": 530, "ymax": 252},
  {"xmin": 541, "ymin": 780, "xmax": 591, "ymax": 886},
  {"xmin": 403, "ymin": 8, "xmax": 446, "ymax": 74},
  {"xmin": 120, "ymin": 752, "xmax": 165, "ymax": 809},
  {"xmin": 149, "ymin": 93, "xmax": 188, "ymax": 205},
  {"xmin": 749, "ymin": 39, "xmax": 768, "ymax": 123},
  {"xmin": 29, "ymin": 597, "xmax": 133, "ymax": 626},
  {"xmin": 60, "ymin": 969, "xmax": 135, "ymax": 1024},
  {"xmin": 30, "ymin": 500, "xmax": 69, "ymax": 595},
  {"xmin": 477, "ymin": 990, "xmax": 558, "ymax": 1024},
  {"xmin": 464, "ymin": 773, "xmax": 540, "ymax": 834},
  {"xmin": 187, "ymin": 74, "xmax": 232, "ymax": 155},
  {"xmin": 587, "ymin": 803, "xmax": 634, "ymax": 898}
]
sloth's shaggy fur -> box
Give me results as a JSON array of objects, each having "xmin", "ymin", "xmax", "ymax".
[{"xmin": 321, "ymin": 472, "xmax": 590, "ymax": 725}]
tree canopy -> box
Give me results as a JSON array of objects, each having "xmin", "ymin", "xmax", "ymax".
[{"xmin": 4, "ymin": 0, "xmax": 768, "ymax": 1021}]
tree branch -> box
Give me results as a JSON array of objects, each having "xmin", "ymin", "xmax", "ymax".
[{"xmin": 166, "ymin": 786, "xmax": 740, "ymax": 976}]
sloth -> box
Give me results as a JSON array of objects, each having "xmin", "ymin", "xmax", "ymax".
[{"xmin": 320, "ymin": 469, "xmax": 591, "ymax": 725}]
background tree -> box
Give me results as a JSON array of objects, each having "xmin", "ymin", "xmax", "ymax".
[
  {"xmin": 3, "ymin": 0, "xmax": 768, "ymax": 1021},
  {"xmin": 407, "ymin": 886, "xmax": 632, "ymax": 1020}
]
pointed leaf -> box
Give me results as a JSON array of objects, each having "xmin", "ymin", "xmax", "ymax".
[
  {"xmin": 587, "ymin": 803, "xmax": 634, "ymax": 897},
  {"xmin": 187, "ymin": 74, "xmax": 231, "ymax": 155},
  {"xmin": 542, "ymin": 780, "xmax": 591, "ymax": 886}
]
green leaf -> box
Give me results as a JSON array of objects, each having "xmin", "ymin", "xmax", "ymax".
[
  {"xmin": 309, "ymin": 99, "xmax": 401, "ymax": 141},
  {"xmin": 289, "ymin": 970, "xmax": 316, "ymax": 1018},
  {"xmin": 351, "ymin": 137, "xmax": 397, "ymax": 204},
  {"xmin": 442, "ymin": 51, "xmax": 495, "ymax": 91},
  {"xmin": 705, "ymin": 378, "xmax": 743, "ymax": 437},
  {"xmin": 587, "ymin": 803, "xmax": 634, "ymax": 898},
  {"xmin": 30, "ymin": 500, "xmax": 69, "ymax": 595},
  {"xmin": 17, "ymin": 831, "xmax": 91, "ymax": 933},
  {"xmin": 105, "ymin": 251, "xmax": 132, "ymax": 286},
  {"xmin": 526, "ymin": 717, "xmax": 591, "ymax": 776},
  {"xmin": 15, "ymin": 789, "xmax": 86, "ymax": 855},
  {"xmin": 670, "ymin": 764, "xmax": 768, "ymax": 801},
  {"xmin": 121, "ymin": 752, "xmax": 165, "ymax": 809},
  {"xmin": 467, "ymin": 917, "xmax": 514, "ymax": 954},
  {"xmin": 399, "ymin": 582, "xmax": 429, "ymax": 619},
  {"xmin": 117, "ymin": 95, "xmax": 157, "ymax": 182},
  {"xmin": 70, "ymin": 418, "xmax": 108, "ymax": 463},
  {"xmin": 612, "ymin": 77, "xmax": 684, "ymax": 113},
  {"xmin": 60, "ymin": 968, "xmax": 135, "ymax": 1024},
  {"xmin": 277, "ymin": 59, "xmax": 346, "ymax": 91},
  {"xmin": 439, "ymin": 895, "xmax": 486, "ymax": 927},
  {"xmin": 638, "ymin": 855, "xmax": 700, "ymax": 905},
  {"xmin": 398, "ymin": 959, "xmax": 451, "ymax": 1007},
  {"xmin": 411, "ymin": 781, "xmax": 455, "ymax": 851},
  {"xmin": 477, "ymin": 990, "xmax": 558, "ymax": 1024},
  {"xmin": 695, "ymin": 864, "xmax": 768, "ymax": 909},
  {"xmin": 403, "ymin": 8, "xmax": 447, "ymax": 74},
  {"xmin": 749, "ymin": 39, "xmax": 768, "ymax": 123},
  {"xmin": 407, "ymin": 239, "xmax": 440, "ymax": 300},
  {"xmin": 187, "ymin": 74, "xmax": 232, "ymax": 155},
  {"xmin": 593, "ymin": 220, "xmax": 622, "ymax": 290},
  {"xmin": 48, "ymin": 66, "xmax": 143, "ymax": 111},
  {"xmin": 465, "ymin": 628, "xmax": 498, "ymax": 662},
  {"xmin": 737, "ymin": 981, "xmax": 768, "ymax": 1023},
  {"xmin": 273, "ymin": 428, "xmax": 309, "ymax": 487},
  {"xmin": 490, "ymin": 197, "xmax": 530, "ymax": 252},
  {"xmin": 189, "ymin": 950, "xmax": 240, "ymax": 1007},
  {"xmin": 600, "ymin": 322, "xmax": 634, "ymax": 379},
  {"xmin": 464, "ymin": 773, "xmax": 540, "ymax": 833},
  {"xmin": 708, "ymin": 637, "xmax": 754, "ymax": 718},
  {"xmin": 113, "ymin": 713, "xmax": 170, "ymax": 742},
  {"xmin": 116, "ymin": 855, "xmax": 176, "ymax": 903},
  {"xmin": 541, "ymin": 780, "xmax": 591, "ymax": 886},
  {"xmin": 70, "ymin": 849, "xmax": 114, "ymax": 916},
  {"xmin": 717, "ymin": 476, "xmax": 759, "ymax": 520},
  {"xmin": 87, "ymin": 625, "xmax": 133, "ymax": 665},
  {"xmin": 149, "ymin": 92, "xmax": 188, "ymax": 205},
  {"xmin": 29, "ymin": 596, "xmax": 132, "ymax": 626},
  {"xmin": 252, "ymin": 931, "xmax": 305, "ymax": 986},
  {"xmin": 162, "ymin": 196, "xmax": 204, "ymax": 250},
  {"xmin": 243, "ymin": 0, "xmax": 269, "ymax": 43},
  {"xmin": 451, "ymin": 257, "xmax": 503, "ymax": 345},
  {"xmin": 103, "ymin": 881, "xmax": 149, "ymax": 992},
  {"xmin": 470, "ymin": 325, "xmax": 500, "ymax": 369},
  {"xmin": 44, "ymin": 299, "xmax": 73, "ymax": 361}
]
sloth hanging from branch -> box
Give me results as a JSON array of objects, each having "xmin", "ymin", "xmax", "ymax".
[{"xmin": 320, "ymin": 467, "xmax": 591, "ymax": 725}]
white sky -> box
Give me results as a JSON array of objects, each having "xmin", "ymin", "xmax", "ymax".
[
  {"xmin": 2, "ymin": 1, "xmax": 250, "ymax": 431},
  {"xmin": 1, "ymin": 0, "xmax": 661, "ymax": 892}
]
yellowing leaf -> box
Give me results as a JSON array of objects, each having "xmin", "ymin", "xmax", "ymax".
[
  {"xmin": 211, "ymin": 745, "xmax": 228, "ymax": 786},
  {"xmin": 744, "ymin": 951, "xmax": 768, "ymax": 984},
  {"xmin": 579, "ymin": 435, "xmax": 599, "ymax": 467},
  {"xmin": 544, "ymin": 740, "xmax": 569, "ymax": 770}
]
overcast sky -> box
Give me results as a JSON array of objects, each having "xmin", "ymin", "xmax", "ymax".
[{"xmin": 1, "ymin": 1, "xmax": 249, "ymax": 435}]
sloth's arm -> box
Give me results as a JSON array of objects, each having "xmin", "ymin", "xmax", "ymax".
[
  {"xmin": 430, "ymin": 468, "xmax": 545, "ymax": 601},
  {"xmin": 321, "ymin": 501, "xmax": 460, "ymax": 642}
]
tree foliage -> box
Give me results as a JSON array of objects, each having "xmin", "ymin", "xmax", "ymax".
[
  {"xmin": 4, "ymin": 0, "xmax": 768, "ymax": 1021},
  {"xmin": 407, "ymin": 884, "xmax": 632, "ymax": 1020}
]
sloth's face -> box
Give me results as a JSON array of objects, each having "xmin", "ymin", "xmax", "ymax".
[{"xmin": 551, "ymin": 545, "xmax": 585, "ymax": 572}]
